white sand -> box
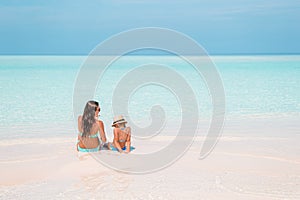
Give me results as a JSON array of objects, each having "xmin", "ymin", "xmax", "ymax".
[{"xmin": 0, "ymin": 118, "xmax": 299, "ymax": 199}]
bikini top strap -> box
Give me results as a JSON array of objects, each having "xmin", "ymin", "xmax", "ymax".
[{"xmin": 78, "ymin": 132, "xmax": 99, "ymax": 138}]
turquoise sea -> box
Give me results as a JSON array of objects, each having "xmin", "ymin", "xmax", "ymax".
[{"xmin": 0, "ymin": 55, "xmax": 299, "ymax": 139}]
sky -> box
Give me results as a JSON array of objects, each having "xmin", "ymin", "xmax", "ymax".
[{"xmin": 0, "ymin": 0, "xmax": 299, "ymax": 55}]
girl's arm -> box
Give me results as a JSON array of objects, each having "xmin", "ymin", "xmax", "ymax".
[
  {"xmin": 113, "ymin": 128, "xmax": 123, "ymax": 153},
  {"xmin": 125, "ymin": 127, "xmax": 131, "ymax": 153}
]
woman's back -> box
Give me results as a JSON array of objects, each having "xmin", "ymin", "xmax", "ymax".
[
  {"xmin": 78, "ymin": 115, "xmax": 99, "ymax": 135},
  {"xmin": 77, "ymin": 100, "xmax": 102, "ymax": 151}
]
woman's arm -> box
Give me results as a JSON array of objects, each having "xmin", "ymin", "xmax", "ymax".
[
  {"xmin": 78, "ymin": 116, "xmax": 83, "ymax": 133},
  {"xmin": 98, "ymin": 120, "xmax": 107, "ymax": 143},
  {"xmin": 113, "ymin": 128, "xmax": 123, "ymax": 153},
  {"xmin": 77, "ymin": 116, "xmax": 82, "ymax": 151}
]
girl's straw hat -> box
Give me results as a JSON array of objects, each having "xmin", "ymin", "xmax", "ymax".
[{"xmin": 112, "ymin": 115, "xmax": 127, "ymax": 127}]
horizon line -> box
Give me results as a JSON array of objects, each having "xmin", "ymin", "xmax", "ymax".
[
  {"xmin": 1, "ymin": 53, "xmax": 300, "ymax": 56},
  {"xmin": 0, "ymin": 53, "xmax": 300, "ymax": 57}
]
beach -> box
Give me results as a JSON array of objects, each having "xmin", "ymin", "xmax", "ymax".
[
  {"xmin": 0, "ymin": 116, "xmax": 299, "ymax": 199},
  {"xmin": 0, "ymin": 55, "xmax": 299, "ymax": 199}
]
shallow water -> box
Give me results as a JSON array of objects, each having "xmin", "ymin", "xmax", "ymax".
[{"xmin": 0, "ymin": 55, "xmax": 299, "ymax": 139}]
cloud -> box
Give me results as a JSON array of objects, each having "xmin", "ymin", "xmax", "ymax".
[
  {"xmin": 210, "ymin": 1, "xmax": 300, "ymax": 17},
  {"xmin": 0, "ymin": 5, "xmax": 44, "ymax": 24}
]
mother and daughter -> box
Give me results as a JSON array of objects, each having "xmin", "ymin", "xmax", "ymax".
[{"xmin": 76, "ymin": 100, "xmax": 133, "ymax": 153}]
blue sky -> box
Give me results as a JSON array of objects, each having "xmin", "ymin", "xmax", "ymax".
[{"xmin": 0, "ymin": 0, "xmax": 299, "ymax": 55}]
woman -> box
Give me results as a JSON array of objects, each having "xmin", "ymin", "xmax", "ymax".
[{"xmin": 77, "ymin": 100, "xmax": 109, "ymax": 152}]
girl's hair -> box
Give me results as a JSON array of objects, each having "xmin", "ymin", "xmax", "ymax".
[{"xmin": 82, "ymin": 100, "xmax": 99, "ymax": 137}]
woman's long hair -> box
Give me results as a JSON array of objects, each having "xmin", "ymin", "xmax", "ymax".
[{"xmin": 82, "ymin": 100, "xmax": 99, "ymax": 137}]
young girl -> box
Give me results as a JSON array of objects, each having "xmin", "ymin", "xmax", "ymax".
[{"xmin": 111, "ymin": 115, "xmax": 133, "ymax": 153}]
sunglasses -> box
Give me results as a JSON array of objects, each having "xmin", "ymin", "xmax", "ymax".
[{"xmin": 96, "ymin": 107, "xmax": 100, "ymax": 112}]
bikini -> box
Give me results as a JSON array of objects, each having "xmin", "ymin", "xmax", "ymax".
[
  {"xmin": 77, "ymin": 132, "xmax": 100, "ymax": 152},
  {"xmin": 110, "ymin": 145, "xmax": 135, "ymax": 152},
  {"xmin": 118, "ymin": 127, "xmax": 127, "ymax": 143},
  {"xmin": 110, "ymin": 127, "xmax": 135, "ymax": 151}
]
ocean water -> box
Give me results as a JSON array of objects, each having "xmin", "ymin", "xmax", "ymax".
[{"xmin": 0, "ymin": 55, "xmax": 299, "ymax": 139}]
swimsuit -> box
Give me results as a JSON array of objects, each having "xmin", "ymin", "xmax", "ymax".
[
  {"xmin": 79, "ymin": 132, "xmax": 98, "ymax": 138},
  {"xmin": 118, "ymin": 127, "xmax": 127, "ymax": 143},
  {"xmin": 77, "ymin": 144, "xmax": 100, "ymax": 152},
  {"xmin": 77, "ymin": 132, "xmax": 100, "ymax": 152},
  {"xmin": 110, "ymin": 143, "xmax": 135, "ymax": 152}
]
